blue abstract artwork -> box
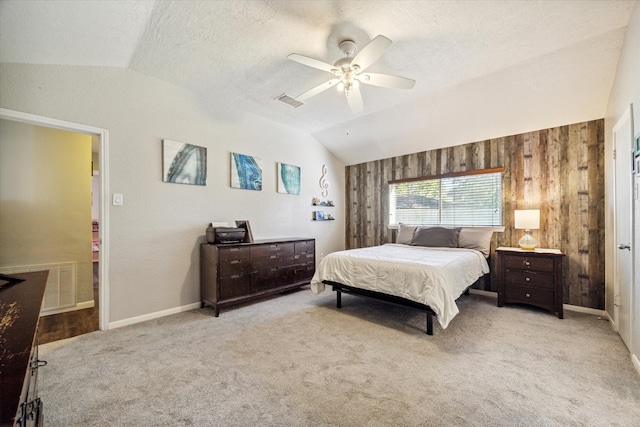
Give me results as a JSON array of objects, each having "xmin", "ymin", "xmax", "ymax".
[
  {"xmin": 277, "ymin": 163, "xmax": 301, "ymax": 195},
  {"xmin": 163, "ymin": 139, "xmax": 207, "ymax": 185},
  {"xmin": 231, "ymin": 152, "xmax": 262, "ymax": 190}
]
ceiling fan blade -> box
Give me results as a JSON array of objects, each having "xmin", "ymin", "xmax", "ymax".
[
  {"xmin": 345, "ymin": 87, "xmax": 363, "ymax": 114},
  {"xmin": 350, "ymin": 35, "xmax": 392, "ymax": 71},
  {"xmin": 295, "ymin": 78, "xmax": 340, "ymax": 101},
  {"xmin": 288, "ymin": 53, "xmax": 338, "ymax": 74},
  {"xmin": 358, "ymin": 73, "xmax": 416, "ymax": 89}
]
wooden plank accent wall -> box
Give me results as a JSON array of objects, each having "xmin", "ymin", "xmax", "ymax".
[{"xmin": 345, "ymin": 119, "xmax": 605, "ymax": 309}]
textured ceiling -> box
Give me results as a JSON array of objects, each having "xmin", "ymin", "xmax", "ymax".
[{"xmin": 0, "ymin": 0, "xmax": 635, "ymax": 164}]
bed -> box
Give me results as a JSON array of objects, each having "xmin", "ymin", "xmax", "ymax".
[{"xmin": 310, "ymin": 225, "xmax": 496, "ymax": 335}]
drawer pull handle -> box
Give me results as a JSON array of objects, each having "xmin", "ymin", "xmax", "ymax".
[
  {"xmin": 525, "ymin": 277, "xmax": 531, "ymax": 282},
  {"xmin": 524, "ymin": 261, "xmax": 530, "ymax": 267},
  {"xmin": 525, "ymin": 293, "xmax": 531, "ymax": 298}
]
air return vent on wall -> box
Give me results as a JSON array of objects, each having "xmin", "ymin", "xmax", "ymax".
[{"xmin": 0, "ymin": 261, "xmax": 77, "ymax": 315}]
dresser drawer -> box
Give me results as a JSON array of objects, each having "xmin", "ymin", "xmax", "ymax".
[
  {"xmin": 294, "ymin": 264, "xmax": 315, "ymax": 282},
  {"xmin": 504, "ymin": 269, "xmax": 554, "ymax": 289},
  {"xmin": 250, "ymin": 242, "xmax": 295, "ymax": 258},
  {"xmin": 219, "ymin": 258, "xmax": 252, "ymax": 277},
  {"xmin": 505, "ymin": 284, "xmax": 554, "ymax": 308},
  {"xmin": 252, "ymin": 254, "xmax": 295, "ymax": 270},
  {"xmin": 252, "ymin": 268, "xmax": 294, "ymax": 292},
  {"xmin": 503, "ymin": 254, "xmax": 555, "ymax": 272},
  {"xmin": 218, "ymin": 246, "xmax": 251, "ymax": 262},
  {"xmin": 219, "ymin": 275, "xmax": 251, "ymax": 299},
  {"xmin": 294, "ymin": 240, "xmax": 315, "ymax": 255}
]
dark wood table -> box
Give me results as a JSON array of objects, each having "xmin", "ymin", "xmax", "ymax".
[{"xmin": 1, "ymin": 271, "xmax": 48, "ymax": 427}]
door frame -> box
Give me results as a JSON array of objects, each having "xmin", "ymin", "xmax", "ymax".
[
  {"xmin": 0, "ymin": 108, "xmax": 110, "ymax": 330},
  {"xmin": 611, "ymin": 104, "xmax": 635, "ymax": 348}
]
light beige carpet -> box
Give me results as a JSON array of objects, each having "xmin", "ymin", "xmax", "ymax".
[{"xmin": 39, "ymin": 289, "xmax": 640, "ymax": 426}]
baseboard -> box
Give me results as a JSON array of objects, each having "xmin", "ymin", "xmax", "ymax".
[
  {"xmin": 469, "ymin": 289, "xmax": 496, "ymax": 298},
  {"xmin": 468, "ymin": 290, "xmax": 607, "ymax": 317},
  {"xmin": 562, "ymin": 304, "xmax": 606, "ymax": 317},
  {"xmin": 632, "ymin": 354, "xmax": 640, "ymax": 377},
  {"xmin": 108, "ymin": 302, "xmax": 202, "ymax": 330},
  {"xmin": 41, "ymin": 300, "xmax": 95, "ymax": 316}
]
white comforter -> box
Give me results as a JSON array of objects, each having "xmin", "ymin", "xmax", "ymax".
[{"xmin": 310, "ymin": 244, "xmax": 489, "ymax": 329}]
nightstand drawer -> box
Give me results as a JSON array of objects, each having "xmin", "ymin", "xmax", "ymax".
[
  {"xmin": 505, "ymin": 285, "xmax": 554, "ymax": 308},
  {"xmin": 503, "ymin": 254, "xmax": 555, "ymax": 272},
  {"xmin": 504, "ymin": 269, "xmax": 554, "ymax": 289}
]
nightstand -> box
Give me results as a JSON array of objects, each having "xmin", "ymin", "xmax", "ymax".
[{"xmin": 496, "ymin": 247, "xmax": 564, "ymax": 318}]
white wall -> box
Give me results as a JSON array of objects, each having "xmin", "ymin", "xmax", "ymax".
[
  {"xmin": 605, "ymin": 2, "xmax": 640, "ymax": 373},
  {"xmin": 0, "ymin": 63, "xmax": 345, "ymax": 325}
]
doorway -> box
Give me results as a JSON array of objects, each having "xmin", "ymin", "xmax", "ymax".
[
  {"xmin": 0, "ymin": 108, "xmax": 109, "ymax": 334},
  {"xmin": 613, "ymin": 105, "xmax": 634, "ymax": 350}
]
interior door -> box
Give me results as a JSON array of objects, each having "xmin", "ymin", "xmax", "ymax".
[{"xmin": 613, "ymin": 107, "xmax": 633, "ymax": 350}]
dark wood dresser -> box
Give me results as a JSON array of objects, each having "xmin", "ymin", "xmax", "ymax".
[
  {"xmin": 200, "ymin": 238, "xmax": 315, "ymax": 316},
  {"xmin": 496, "ymin": 247, "xmax": 564, "ymax": 318},
  {"xmin": 1, "ymin": 271, "xmax": 48, "ymax": 427}
]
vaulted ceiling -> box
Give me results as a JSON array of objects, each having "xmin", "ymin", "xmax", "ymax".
[{"xmin": 0, "ymin": 1, "xmax": 635, "ymax": 164}]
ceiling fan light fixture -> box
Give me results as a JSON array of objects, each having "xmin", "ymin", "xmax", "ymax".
[{"xmin": 287, "ymin": 34, "xmax": 416, "ymax": 113}]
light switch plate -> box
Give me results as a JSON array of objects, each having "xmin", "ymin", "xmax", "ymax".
[{"xmin": 113, "ymin": 193, "xmax": 124, "ymax": 206}]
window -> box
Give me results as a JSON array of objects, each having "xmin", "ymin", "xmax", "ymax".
[{"xmin": 389, "ymin": 168, "xmax": 503, "ymax": 226}]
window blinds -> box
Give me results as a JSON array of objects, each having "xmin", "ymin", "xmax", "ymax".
[{"xmin": 389, "ymin": 171, "xmax": 502, "ymax": 226}]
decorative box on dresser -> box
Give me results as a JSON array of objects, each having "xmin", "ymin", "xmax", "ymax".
[
  {"xmin": 200, "ymin": 238, "xmax": 315, "ymax": 316},
  {"xmin": 496, "ymin": 247, "xmax": 564, "ymax": 318}
]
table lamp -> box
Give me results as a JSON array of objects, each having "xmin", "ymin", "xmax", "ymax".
[{"xmin": 514, "ymin": 209, "xmax": 540, "ymax": 250}]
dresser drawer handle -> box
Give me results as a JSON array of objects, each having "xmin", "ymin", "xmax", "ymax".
[
  {"xmin": 525, "ymin": 277, "xmax": 531, "ymax": 282},
  {"xmin": 525, "ymin": 293, "xmax": 531, "ymax": 298},
  {"xmin": 524, "ymin": 261, "xmax": 530, "ymax": 267}
]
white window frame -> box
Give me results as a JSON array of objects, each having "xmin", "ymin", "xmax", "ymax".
[{"xmin": 388, "ymin": 168, "xmax": 504, "ymax": 227}]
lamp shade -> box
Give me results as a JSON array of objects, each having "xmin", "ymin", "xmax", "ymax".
[{"xmin": 514, "ymin": 209, "xmax": 540, "ymax": 230}]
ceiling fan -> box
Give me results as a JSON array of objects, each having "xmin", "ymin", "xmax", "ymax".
[{"xmin": 288, "ymin": 35, "xmax": 416, "ymax": 113}]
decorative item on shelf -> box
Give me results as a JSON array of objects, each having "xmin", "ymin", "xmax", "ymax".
[
  {"xmin": 312, "ymin": 198, "xmax": 335, "ymax": 206},
  {"xmin": 514, "ymin": 209, "xmax": 540, "ymax": 250},
  {"xmin": 319, "ymin": 164, "xmax": 330, "ymax": 197},
  {"xmin": 326, "ymin": 214, "xmax": 334, "ymax": 220},
  {"xmin": 313, "ymin": 211, "xmax": 325, "ymax": 221}
]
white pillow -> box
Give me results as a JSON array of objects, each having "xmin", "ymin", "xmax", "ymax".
[{"xmin": 396, "ymin": 223, "xmax": 418, "ymax": 244}]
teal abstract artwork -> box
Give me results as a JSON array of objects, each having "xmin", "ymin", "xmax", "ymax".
[
  {"xmin": 277, "ymin": 163, "xmax": 301, "ymax": 195},
  {"xmin": 231, "ymin": 152, "xmax": 262, "ymax": 190}
]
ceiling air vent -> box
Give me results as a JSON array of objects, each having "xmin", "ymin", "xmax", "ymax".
[{"xmin": 275, "ymin": 94, "xmax": 304, "ymax": 108}]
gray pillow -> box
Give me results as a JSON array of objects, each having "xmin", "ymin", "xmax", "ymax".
[
  {"xmin": 410, "ymin": 227, "xmax": 461, "ymax": 248},
  {"xmin": 396, "ymin": 223, "xmax": 418, "ymax": 244},
  {"xmin": 458, "ymin": 227, "xmax": 494, "ymax": 257}
]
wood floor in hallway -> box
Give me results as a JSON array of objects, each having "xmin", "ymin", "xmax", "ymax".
[{"xmin": 38, "ymin": 262, "xmax": 99, "ymax": 344}]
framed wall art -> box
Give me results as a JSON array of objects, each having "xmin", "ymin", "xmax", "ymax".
[
  {"xmin": 231, "ymin": 152, "xmax": 262, "ymax": 191},
  {"xmin": 235, "ymin": 220, "xmax": 255, "ymax": 243},
  {"xmin": 162, "ymin": 139, "xmax": 207, "ymax": 185},
  {"xmin": 277, "ymin": 162, "xmax": 301, "ymax": 195}
]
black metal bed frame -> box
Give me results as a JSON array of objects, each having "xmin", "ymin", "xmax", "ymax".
[{"xmin": 323, "ymin": 280, "xmax": 475, "ymax": 335}]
